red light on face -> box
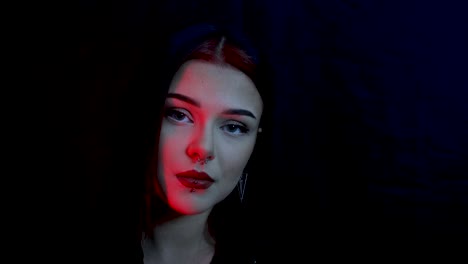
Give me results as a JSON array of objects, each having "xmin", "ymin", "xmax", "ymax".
[{"xmin": 154, "ymin": 60, "xmax": 262, "ymax": 215}]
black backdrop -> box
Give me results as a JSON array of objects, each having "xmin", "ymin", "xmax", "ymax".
[{"xmin": 78, "ymin": 0, "xmax": 468, "ymax": 261}]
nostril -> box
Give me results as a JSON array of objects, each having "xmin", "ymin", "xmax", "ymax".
[{"xmin": 187, "ymin": 144, "xmax": 215, "ymax": 164}]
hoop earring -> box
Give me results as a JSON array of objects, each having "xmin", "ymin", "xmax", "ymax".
[{"xmin": 237, "ymin": 172, "xmax": 248, "ymax": 203}]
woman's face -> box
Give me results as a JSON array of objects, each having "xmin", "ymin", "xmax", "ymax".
[{"xmin": 156, "ymin": 59, "xmax": 263, "ymax": 215}]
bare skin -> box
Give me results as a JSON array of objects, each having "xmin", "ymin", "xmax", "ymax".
[
  {"xmin": 142, "ymin": 60, "xmax": 262, "ymax": 264},
  {"xmin": 141, "ymin": 211, "xmax": 214, "ymax": 264}
]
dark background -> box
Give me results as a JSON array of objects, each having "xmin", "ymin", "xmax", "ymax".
[{"xmin": 78, "ymin": 0, "xmax": 467, "ymax": 261}]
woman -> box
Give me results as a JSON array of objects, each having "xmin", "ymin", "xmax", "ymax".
[{"xmin": 123, "ymin": 24, "xmax": 272, "ymax": 264}]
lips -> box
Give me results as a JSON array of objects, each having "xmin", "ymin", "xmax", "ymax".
[{"xmin": 176, "ymin": 170, "xmax": 214, "ymax": 189}]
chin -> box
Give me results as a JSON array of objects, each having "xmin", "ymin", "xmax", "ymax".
[{"xmin": 168, "ymin": 195, "xmax": 213, "ymax": 215}]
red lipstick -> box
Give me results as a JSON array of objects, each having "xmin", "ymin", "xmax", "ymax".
[{"xmin": 176, "ymin": 170, "xmax": 214, "ymax": 189}]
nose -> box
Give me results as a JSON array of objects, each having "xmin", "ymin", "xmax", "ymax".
[{"xmin": 186, "ymin": 126, "xmax": 215, "ymax": 163}]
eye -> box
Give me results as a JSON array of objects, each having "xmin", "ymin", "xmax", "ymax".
[
  {"xmin": 164, "ymin": 108, "xmax": 193, "ymax": 124},
  {"xmin": 221, "ymin": 122, "xmax": 250, "ymax": 136}
]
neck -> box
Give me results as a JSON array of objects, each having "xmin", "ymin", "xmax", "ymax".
[
  {"xmin": 153, "ymin": 210, "xmax": 213, "ymax": 246},
  {"xmin": 142, "ymin": 210, "xmax": 215, "ymax": 263}
]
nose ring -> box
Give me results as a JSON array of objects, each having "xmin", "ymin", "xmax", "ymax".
[{"xmin": 196, "ymin": 156, "xmax": 212, "ymax": 165}]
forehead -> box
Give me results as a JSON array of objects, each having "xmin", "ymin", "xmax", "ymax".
[{"xmin": 168, "ymin": 60, "xmax": 263, "ymax": 114}]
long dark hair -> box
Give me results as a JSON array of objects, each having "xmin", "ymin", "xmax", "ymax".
[{"xmin": 120, "ymin": 23, "xmax": 272, "ymax": 262}]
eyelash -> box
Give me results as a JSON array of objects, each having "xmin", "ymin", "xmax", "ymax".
[
  {"xmin": 222, "ymin": 123, "xmax": 250, "ymax": 135},
  {"xmin": 165, "ymin": 108, "xmax": 192, "ymax": 123},
  {"xmin": 164, "ymin": 108, "xmax": 250, "ymax": 136}
]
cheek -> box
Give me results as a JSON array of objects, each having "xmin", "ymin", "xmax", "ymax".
[
  {"xmin": 218, "ymin": 137, "xmax": 256, "ymax": 177},
  {"xmin": 158, "ymin": 125, "xmax": 188, "ymax": 170}
]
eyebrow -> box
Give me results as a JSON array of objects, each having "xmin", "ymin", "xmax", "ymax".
[
  {"xmin": 222, "ymin": 109, "xmax": 257, "ymax": 119},
  {"xmin": 166, "ymin": 93, "xmax": 257, "ymax": 119},
  {"xmin": 166, "ymin": 93, "xmax": 200, "ymax": 107}
]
